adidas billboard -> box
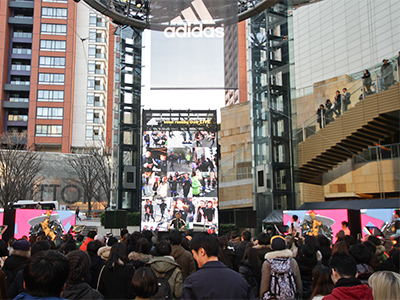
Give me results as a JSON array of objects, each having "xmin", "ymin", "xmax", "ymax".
[{"xmin": 163, "ymin": 0, "xmax": 224, "ymax": 38}]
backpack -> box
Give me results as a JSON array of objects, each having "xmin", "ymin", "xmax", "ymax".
[
  {"xmin": 152, "ymin": 267, "xmax": 176, "ymax": 300},
  {"xmin": 263, "ymin": 257, "xmax": 297, "ymax": 300}
]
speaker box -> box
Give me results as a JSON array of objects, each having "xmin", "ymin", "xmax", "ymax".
[
  {"xmin": 234, "ymin": 210, "xmax": 257, "ymax": 228},
  {"xmin": 104, "ymin": 210, "xmax": 128, "ymax": 229},
  {"xmin": 2, "ymin": 209, "xmax": 15, "ymax": 242}
]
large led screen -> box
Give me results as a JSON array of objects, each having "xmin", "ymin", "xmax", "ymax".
[
  {"xmin": 283, "ymin": 209, "xmax": 349, "ymax": 242},
  {"xmin": 360, "ymin": 208, "xmax": 396, "ymax": 239},
  {"xmin": 142, "ymin": 110, "xmax": 218, "ymax": 233},
  {"xmin": 14, "ymin": 209, "xmax": 76, "ymax": 240}
]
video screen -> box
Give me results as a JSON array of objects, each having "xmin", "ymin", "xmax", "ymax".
[
  {"xmin": 14, "ymin": 209, "xmax": 75, "ymax": 240},
  {"xmin": 142, "ymin": 110, "xmax": 218, "ymax": 233}
]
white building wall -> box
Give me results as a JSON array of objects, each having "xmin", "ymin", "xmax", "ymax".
[{"xmin": 293, "ymin": 0, "xmax": 400, "ymax": 89}]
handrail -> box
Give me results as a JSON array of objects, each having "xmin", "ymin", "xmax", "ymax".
[{"xmin": 295, "ymin": 54, "xmax": 399, "ymax": 144}]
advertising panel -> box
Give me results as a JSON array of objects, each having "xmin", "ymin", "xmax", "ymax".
[
  {"xmin": 150, "ymin": 0, "xmax": 238, "ymax": 89},
  {"xmin": 14, "ymin": 209, "xmax": 76, "ymax": 240},
  {"xmin": 142, "ymin": 110, "xmax": 218, "ymax": 233}
]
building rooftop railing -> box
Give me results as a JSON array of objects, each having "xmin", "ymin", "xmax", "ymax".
[
  {"xmin": 295, "ymin": 54, "xmax": 399, "ymax": 144},
  {"xmin": 353, "ymin": 143, "xmax": 400, "ymax": 164}
]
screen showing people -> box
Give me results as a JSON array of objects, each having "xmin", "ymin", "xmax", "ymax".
[{"xmin": 141, "ymin": 130, "xmax": 218, "ymax": 232}]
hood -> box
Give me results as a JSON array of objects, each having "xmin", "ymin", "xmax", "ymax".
[
  {"xmin": 331, "ymin": 284, "xmax": 373, "ymax": 300},
  {"xmin": 128, "ymin": 251, "xmax": 153, "ymax": 263},
  {"xmin": 147, "ymin": 256, "xmax": 180, "ymax": 274},
  {"xmin": 10, "ymin": 249, "xmax": 30, "ymax": 259},
  {"xmin": 171, "ymin": 245, "xmax": 185, "ymax": 259},
  {"xmin": 265, "ymin": 249, "xmax": 292, "ymax": 260},
  {"xmin": 98, "ymin": 245, "xmax": 111, "ymax": 259},
  {"xmin": 253, "ymin": 244, "xmax": 271, "ymax": 250}
]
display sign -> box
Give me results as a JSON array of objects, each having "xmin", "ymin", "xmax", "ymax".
[
  {"xmin": 150, "ymin": 0, "xmax": 238, "ymax": 89},
  {"xmin": 360, "ymin": 208, "xmax": 396, "ymax": 239},
  {"xmin": 141, "ymin": 110, "xmax": 218, "ymax": 233}
]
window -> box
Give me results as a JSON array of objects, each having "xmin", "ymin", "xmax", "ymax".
[
  {"xmin": 41, "ymin": 24, "xmax": 67, "ymax": 35},
  {"xmin": 38, "ymin": 73, "xmax": 65, "ymax": 85},
  {"xmin": 39, "ymin": 56, "xmax": 66, "ymax": 68},
  {"xmin": 36, "ymin": 125, "xmax": 62, "ymax": 137},
  {"xmin": 86, "ymin": 109, "xmax": 94, "ymax": 122},
  {"xmin": 40, "ymin": 40, "xmax": 66, "ymax": 51},
  {"xmin": 89, "ymin": 14, "xmax": 97, "ymax": 26},
  {"xmin": 37, "ymin": 107, "xmax": 63, "ymax": 119},
  {"xmin": 88, "ymin": 45, "xmax": 96, "ymax": 57},
  {"xmin": 88, "ymin": 61, "xmax": 95, "ymax": 73},
  {"xmin": 42, "ymin": 7, "xmax": 67, "ymax": 19},
  {"xmin": 87, "ymin": 93, "xmax": 94, "ymax": 106},
  {"xmin": 89, "ymin": 29, "xmax": 96, "ymax": 42},
  {"xmin": 86, "ymin": 126, "xmax": 93, "ymax": 139},
  {"xmin": 37, "ymin": 90, "xmax": 64, "ymax": 102},
  {"xmin": 87, "ymin": 77, "xmax": 95, "ymax": 89},
  {"xmin": 86, "ymin": 126, "xmax": 101, "ymax": 140}
]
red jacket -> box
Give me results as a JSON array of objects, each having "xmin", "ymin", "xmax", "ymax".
[
  {"xmin": 79, "ymin": 237, "xmax": 94, "ymax": 252},
  {"xmin": 323, "ymin": 278, "xmax": 373, "ymax": 300}
]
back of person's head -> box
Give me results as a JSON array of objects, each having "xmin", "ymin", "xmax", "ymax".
[
  {"xmin": 270, "ymin": 236, "xmax": 286, "ymax": 251},
  {"xmin": 87, "ymin": 230, "xmax": 97, "ymax": 239},
  {"xmin": 106, "ymin": 242, "xmax": 127, "ymax": 271},
  {"xmin": 367, "ymin": 235, "xmax": 381, "ymax": 246},
  {"xmin": 343, "ymin": 234, "xmax": 355, "ymax": 246},
  {"xmin": 76, "ymin": 234, "xmax": 84, "ymax": 243},
  {"xmin": 31, "ymin": 240, "xmax": 51, "ymax": 257},
  {"xmin": 332, "ymin": 241, "xmax": 349, "ymax": 255},
  {"xmin": 155, "ymin": 240, "xmax": 172, "ymax": 256},
  {"xmin": 190, "ymin": 232, "xmax": 219, "ymax": 257},
  {"xmin": 341, "ymin": 221, "xmax": 349, "ymax": 228},
  {"xmin": 120, "ymin": 228, "xmax": 129, "ymax": 238},
  {"xmin": 395, "ymin": 210, "xmax": 400, "ymax": 217},
  {"xmin": 23, "ymin": 250, "xmax": 70, "ymax": 297},
  {"xmin": 241, "ymin": 247, "xmax": 260, "ymax": 268},
  {"xmin": 63, "ymin": 240, "xmax": 78, "ymax": 255},
  {"xmin": 137, "ymin": 238, "xmax": 151, "ymax": 255},
  {"xmin": 257, "ymin": 233, "xmax": 270, "ymax": 246},
  {"xmin": 310, "ymin": 265, "xmax": 334, "ymax": 299},
  {"xmin": 392, "ymin": 249, "xmax": 400, "ymax": 272},
  {"xmin": 230, "ymin": 231, "xmax": 238, "ymax": 239},
  {"xmin": 218, "ymin": 236, "xmax": 229, "ymax": 249},
  {"xmin": 316, "ymin": 235, "xmax": 330, "ymax": 248},
  {"xmin": 87, "ymin": 240, "xmax": 102, "ymax": 257},
  {"xmin": 169, "ymin": 230, "xmax": 183, "ymax": 245},
  {"xmin": 368, "ymin": 271, "xmax": 400, "ymax": 300},
  {"xmin": 304, "ymin": 235, "xmax": 320, "ymax": 250},
  {"xmin": 329, "ymin": 251, "xmax": 357, "ymax": 278},
  {"xmin": 66, "ymin": 250, "xmax": 91, "ymax": 283},
  {"xmin": 131, "ymin": 267, "xmax": 158, "ymax": 299},
  {"xmin": 241, "ymin": 230, "xmax": 251, "ymax": 241},
  {"xmin": 293, "ymin": 215, "xmax": 298, "ymax": 222},
  {"xmin": 0, "ymin": 240, "xmax": 8, "ymax": 257},
  {"xmin": 107, "ymin": 236, "xmax": 118, "ymax": 247},
  {"xmin": 363, "ymin": 240, "xmax": 377, "ymax": 254},
  {"xmin": 349, "ymin": 243, "xmax": 372, "ymax": 264}
]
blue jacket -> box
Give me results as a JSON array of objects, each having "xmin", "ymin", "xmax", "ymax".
[
  {"xmin": 13, "ymin": 292, "xmax": 67, "ymax": 300},
  {"xmin": 182, "ymin": 260, "xmax": 255, "ymax": 299}
]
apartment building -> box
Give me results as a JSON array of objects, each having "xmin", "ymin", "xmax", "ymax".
[{"xmin": 0, "ymin": 0, "xmax": 114, "ymax": 153}]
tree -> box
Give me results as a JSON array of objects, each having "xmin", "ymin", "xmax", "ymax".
[{"xmin": 0, "ymin": 133, "xmax": 44, "ymax": 209}]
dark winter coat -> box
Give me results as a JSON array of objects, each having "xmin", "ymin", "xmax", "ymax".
[
  {"xmin": 89, "ymin": 255, "xmax": 106, "ymax": 289},
  {"xmin": 97, "ymin": 264, "xmax": 135, "ymax": 299},
  {"xmin": 7, "ymin": 269, "xmax": 25, "ymax": 299},
  {"xmin": 170, "ymin": 245, "xmax": 196, "ymax": 280},
  {"xmin": 238, "ymin": 259, "xmax": 261, "ymax": 298},
  {"xmin": 62, "ymin": 282, "xmax": 103, "ymax": 300},
  {"xmin": 234, "ymin": 240, "xmax": 250, "ymax": 271},
  {"xmin": 13, "ymin": 292, "xmax": 67, "ymax": 300},
  {"xmin": 2, "ymin": 250, "xmax": 30, "ymax": 289},
  {"xmin": 182, "ymin": 261, "xmax": 255, "ymax": 299}
]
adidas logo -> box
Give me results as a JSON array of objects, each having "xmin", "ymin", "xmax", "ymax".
[{"xmin": 164, "ymin": 0, "xmax": 224, "ymax": 39}]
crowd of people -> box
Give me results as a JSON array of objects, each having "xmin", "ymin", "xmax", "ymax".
[{"xmin": 0, "ymin": 214, "xmax": 399, "ymax": 300}]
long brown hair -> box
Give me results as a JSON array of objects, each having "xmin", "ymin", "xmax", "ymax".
[{"xmin": 310, "ymin": 265, "xmax": 334, "ymax": 299}]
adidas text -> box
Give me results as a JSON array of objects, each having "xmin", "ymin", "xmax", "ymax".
[{"xmin": 164, "ymin": 24, "xmax": 224, "ymax": 38}]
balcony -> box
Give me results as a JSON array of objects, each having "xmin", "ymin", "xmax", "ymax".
[
  {"xmin": 9, "ymin": 97, "xmax": 29, "ymax": 102},
  {"xmin": 95, "ymin": 69, "xmax": 105, "ymax": 75},
  {"xmin": 96, "ymin": 37, "xmax": 106, "ymax": 43},
  {"xmin": 94, "ymin": 101, "xmax": 104, "ymax": 107},
  {"xmin": 96, "ymin": 21, "xmax": 106, "ymax": 27},
  {"xmin": 9, "ymin": 0, "xmax": 34, "ymax": 9},
  {"xmin": 95, "ymin": 53, "xmax": 105, "ymax": 59},
  {"xmin": 9, "ymin": 16, "xmax": 34, "ymax": 25},
  {"xmin": 94, "ymin": 85, "xmax": 105, "ymax": 91},
  {"xmin": 8, "ymin": 115, "xmax": 28, "ymax": 122},
  {"xmin": 13, "ymin": 32, "xmax": 32, "ymax": 39},
  {"xmin": 11, "ymin": 64, "xmax": 31, "ymax": 71},
  {"xmin": 94, "ymin": 118, "xmax": 104, "ymax": 124},
  {"xmin": 12, "ymin": 48, "xmax": 32, "ymax": 55}
]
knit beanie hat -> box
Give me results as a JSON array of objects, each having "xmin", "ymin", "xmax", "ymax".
[
  {"xmin": 271, "ymin": 235, "xmax": 286, "ymax": 251},
  {"xmin": 12, "ymin": 239, "xmax": 30, "ymax": 251},
  {"xmin": 66, "ymin": 250, "xmax": 91, "ymax": 283}
]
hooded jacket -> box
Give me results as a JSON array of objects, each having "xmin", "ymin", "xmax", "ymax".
[
  {"xmin": 3, "ymin": 249, "xmax": 30, "ymax": 289},
  {"xmin": 62, "ymin": 282, "xmax": 103, "ymax": 300},
  {"xmin": 13, "ymin": 292, "xmax": 67, "ymax": 300},
  {"xmin": 322, "ymin": 277, "xmax": 373, "ymax": 300},
  {"xmin": 260, "ymin": 249, "xmax": 302, "ymax": 299},
  {"xmin": 146, "ymin": 256, "xmax": 183, "ymax": 299},
  {"xmin": 97, "ymin": 246, "xmax": 111, "ymax": 260},
  {"xmin": 79, "ymin": 237, "xmax": 94, "ymax": 252},
  {"xmin": 170, "ymin": 245, "xmax": 196, "ymax": 280}
]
